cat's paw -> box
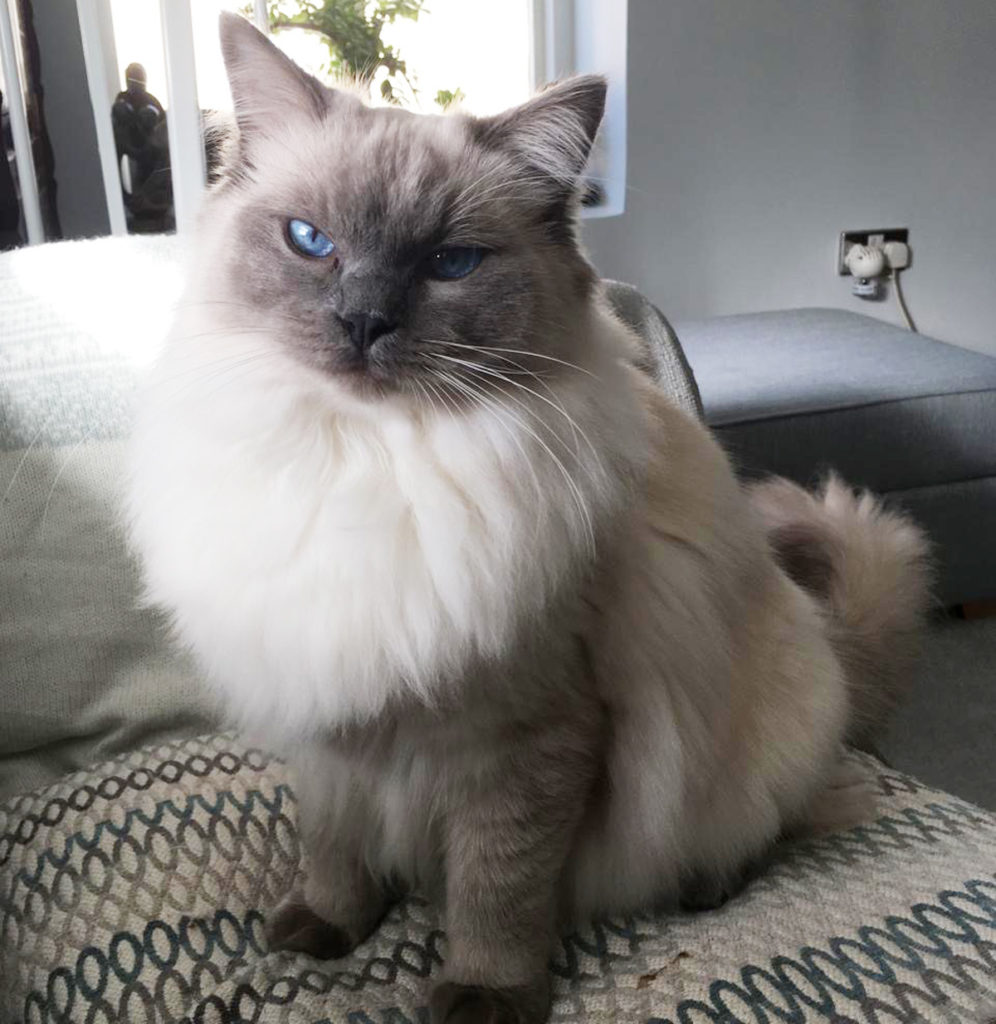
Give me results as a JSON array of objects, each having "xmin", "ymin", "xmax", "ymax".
[
  {"xmin": 679, "ymin": 852, "xmax": 772, "ymax": 912},
  {"xmin": 677, "ymin": 873, "xmax": 736, "ymax": 912},
  {"xmin": 265, "ymin": 897, "xmax": 356, "ymax": 960},
  {"xmin": 429, "ymin": 981, "xmax": 550, "ymax": 1024}
]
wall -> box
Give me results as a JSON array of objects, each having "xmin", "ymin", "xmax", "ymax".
[
  {"xmin": 30, "ymin": 2, "xmax": 109, "ymax": 238},
  {"xmin": 583, "ymin": 0, "xmax": 996, "ymax": 356}
]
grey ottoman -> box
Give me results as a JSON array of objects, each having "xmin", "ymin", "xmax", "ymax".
[{"xmin": 676, "ymin": 309, "xmax": 996, "ymax": 606}]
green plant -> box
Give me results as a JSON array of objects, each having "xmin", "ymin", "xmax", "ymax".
[
  {"xmin": 252, "ymin": 0, "xmax": 460, "ymax": 106},
  {"xmin": 434, "ymin": 87, "xmax": 465, "ymax": 111}
]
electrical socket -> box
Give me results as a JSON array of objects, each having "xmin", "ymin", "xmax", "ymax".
[{"xmin": 837, "ymin": 228, "xmax": 909, "ymax": 275}]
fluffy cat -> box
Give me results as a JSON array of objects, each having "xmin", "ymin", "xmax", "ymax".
[{"xmin": 126, "ymin": 14, "xmax": 931, "ymax": 1023}]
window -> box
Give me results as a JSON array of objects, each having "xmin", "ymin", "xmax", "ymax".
[
  {"xmin": 111, "ymin": 0, "xmax": 536, "ymax": 117},
  {"xmin": 72, "ymin": 0, "xmax": 626, "ymax": 239}
]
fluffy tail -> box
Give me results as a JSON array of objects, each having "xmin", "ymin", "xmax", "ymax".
[{"xmin": 749, "ymin": 474, "xmax": 933, "ymax": 750}]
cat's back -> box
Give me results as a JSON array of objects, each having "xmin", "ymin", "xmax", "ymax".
[{"xmin": 571, "ymin": 374, "xmax": 848, "ymax": 916}]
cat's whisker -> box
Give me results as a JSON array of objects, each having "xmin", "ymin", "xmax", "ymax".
[
  {"xmin": 168, "ymin": 325, "xmax": 284, "ymax": 343},
  {"xmin": 410, "ymin": 379, "xmax": 429, "ymax": 417},
  {"xmin": 428, "ymin": 353, "xmax": 601, "ymax": 474},
  {"xmin": 413, "ymin": 378, "xmax": 446, "ymax": 423},
  {"xmin": 451, "ymin": 364, "xmax": 605, "ymax": 504},
  {"xmin": 433, "ymin": 367, "xmax": 595, "ymax": 556},
  {"xmin": 444, "ymin": 349, "xmax": 597, "ymax": 462},
  {"xmin": 38, "ymin": 434, "xmax": 90, "ymax": 543},
  {"xmin": 421, "ymin": 346, "xmax": 538, "ymax": 378},
  {"xmin": 1, "ymin": 408, "xmax": 60, "ymax": 509},
  {"xmin": 446, "ymin": 350, "xmax": 581, "ymax": 434},
  {"xmin": 429, "ymin": 369, "xmax": 547, "ymax": 517},
  {"xmin": 155, "ymin": 349, "xmax": 278, "ymax": 389},
  {"xmin": 156, "ymin": 352, "xmax": 282, "ymax": 406},
  {"xmin": 449, "ymin": 360, "xmax": 584, "ymax": 468},
  {"xmin": 181, "ymin": 300, "xmax": 302, "ymax": 324},
  {"xmin": 427, "ymin": 339, "xmax": 596, "ymax": 378}
]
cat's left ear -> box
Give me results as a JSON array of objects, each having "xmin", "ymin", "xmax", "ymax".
[
  {"xmin": 475, "ymin": 75, "xmax": 607, "ymax": 187},
  {"xmin": 219, "ymin": 12, "xmax": 330, "ymax": 142}
]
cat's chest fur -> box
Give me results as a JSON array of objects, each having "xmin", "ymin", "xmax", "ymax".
[{"xmin": 128, "ymin": 346, "xmax": 629, "ymax": 736}]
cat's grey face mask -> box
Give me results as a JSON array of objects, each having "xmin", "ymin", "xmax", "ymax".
[{"xmin": 213, "ymin": 12, "xmax": 606, "ymax": 402}]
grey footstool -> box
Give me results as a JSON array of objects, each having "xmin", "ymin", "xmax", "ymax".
[{"xmin": 676, "ymin": 309, "xmax": 996, "ymax": 605}]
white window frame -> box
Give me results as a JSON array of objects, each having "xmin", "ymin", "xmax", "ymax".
[
  {"xmin": 10, "ymin": 0, "xmax": 625, "ymax": 241},
  {"xmin": 76, "ymin": 0, "xmax": 126, "ymax": 236},
  {"xmin": 0, "ymin": 0, "xmax": 45, "ymax": 243},
  {"xmin": 533, "ymin": 0, "xmax": 628, "ymax": 219}
]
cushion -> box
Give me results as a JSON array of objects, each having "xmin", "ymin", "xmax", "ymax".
[
  {"xmin": 675, "ymin": 308, "xmax": 996, "ymax": 494},
  {"xmin": 603, "ymin": 280, "xmax": 703, "ymax": 418},
  {"xmin": 2, "ymin": 732, "xmax": 995, "ymax": 1021},
  {"xmin": 0, "ymin": 235, "xmax": 218, "ymax": 801}
]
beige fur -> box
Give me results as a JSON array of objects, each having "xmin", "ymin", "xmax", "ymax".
[
  {"xmin": 570, "ymin": 371, "xmax": 854, "ymax": 916},
  {"xmin": 125, "ymin": 17, "xmax": 933, "ymax": 1023},
  {"xmin": 749, "ymin": 473, "xmax": 933, "ymax": 750}
]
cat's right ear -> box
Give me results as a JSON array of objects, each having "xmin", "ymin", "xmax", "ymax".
[{"xmin": 219, "ymin": 12, "xmax": 329, "ymax": 143}]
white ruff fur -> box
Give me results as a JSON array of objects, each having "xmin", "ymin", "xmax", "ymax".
[
  {"xmin": 127, "ymin": 296, "xmax": 641, "ymax": 740},
  {"xmin": 127, "ymin": 285, "xmax": 857, "ymax": 917}
]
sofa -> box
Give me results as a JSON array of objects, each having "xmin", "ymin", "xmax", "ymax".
[
  {"xmin": 2, "ymin": 236, "xmax": 995, "ymax": 1022},
  {"xmin": 675, "ymin": 309, "xmax": 996, "ymax": 606}
]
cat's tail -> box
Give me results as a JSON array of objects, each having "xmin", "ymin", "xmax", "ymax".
[{"xmin": 749, "ymin": 473, "xmax": 933, "ymax": 750}]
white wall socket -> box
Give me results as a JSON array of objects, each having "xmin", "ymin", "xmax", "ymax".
[{"xmin": 837, "ymin": 228, "xmax": 910, "ymax": 275}]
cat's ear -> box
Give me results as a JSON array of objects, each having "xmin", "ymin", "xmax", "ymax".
[
  {"xmin": 476, "ymin": 75, "xmax": 607, "ymax": 186},
  {"xmin": 219, "ymin": 12, "xmax": 330, "ymax": 141}
]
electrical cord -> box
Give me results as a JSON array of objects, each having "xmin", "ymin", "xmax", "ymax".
[{"xmin": 891, "ymin": 269, "xmax": 917, "ymax": 333}]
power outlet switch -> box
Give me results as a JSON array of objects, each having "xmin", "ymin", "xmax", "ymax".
[{"xmin": 837, "ymin": 228, "xmax": 909, "ymax": 275}]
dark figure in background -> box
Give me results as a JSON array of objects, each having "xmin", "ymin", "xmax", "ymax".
[
  {"xmin": 112, "ymin": 63, "xmax": 174, "ymax": 233},
  {"xmin": 0, "ymin": 91, "xmax": 23, "ymax": 249}
]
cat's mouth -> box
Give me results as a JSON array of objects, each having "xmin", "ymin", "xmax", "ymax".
[
  {"xmin": 290, "ymin": 329, "xmax": 423, "ymax": 400},
  {"xmin": 325, "ymin": 343, "xmax": 410, "ymax": 399}
]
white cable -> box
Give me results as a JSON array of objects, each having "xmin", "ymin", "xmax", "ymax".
[{"xmin": 892, "ymin": 269, "xmax": 917, "ymax": 333}]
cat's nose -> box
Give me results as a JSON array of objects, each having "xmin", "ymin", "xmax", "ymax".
[{"xmin": 338, "ymin": 312, "xmax": 397, "ymax": 352}]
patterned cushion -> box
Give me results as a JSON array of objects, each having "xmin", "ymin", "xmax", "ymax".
[
  {"xmin": 2, "ymin": 734, "xmax": 994, "ymax": 1022},
  {"xmin": 0, "ymin": 235, "xmax": 218, "ymax": 801}
]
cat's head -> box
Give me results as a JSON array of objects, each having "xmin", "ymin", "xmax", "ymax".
[{"xmin": 202, "ymin": 13, "xmax": 606, "ymax": 404}]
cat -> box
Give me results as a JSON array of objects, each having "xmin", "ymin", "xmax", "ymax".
[{"xmin": 125, "ymin": 14, "xmax": 931, "ymax": 1023}]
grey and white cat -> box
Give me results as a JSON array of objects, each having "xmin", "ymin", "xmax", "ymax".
[{"xmin": 126, "ymin": 14, "xmax": 931, "ymax": 1023}]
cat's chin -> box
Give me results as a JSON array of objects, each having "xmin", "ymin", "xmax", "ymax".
[
  {"xmin": 308, "ymin": 363, "xmax": 426, "ymax": 418},
  {"xmin": 334, "ymin": 365, "xmax": 395, "ymax": 400}
]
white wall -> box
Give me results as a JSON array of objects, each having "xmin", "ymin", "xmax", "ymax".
[{"xmin": 583, "ymin": 0, "xmax": 996, "ymax": 356}]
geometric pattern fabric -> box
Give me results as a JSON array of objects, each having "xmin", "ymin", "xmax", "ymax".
[{"xmin": 2, "ymin": 733, "xmax": 994, "ymax": 1023}]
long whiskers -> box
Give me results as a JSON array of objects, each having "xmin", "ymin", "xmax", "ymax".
[
  {"xmin": 430, "ymin": 367, "xmax": 596, "ymax": 555},
  {"xmin": 38, "ymin": 434, "xmax": 90, "ymax": 542},
  {"xmin": 1, "ymin": 409, "xmax": 60, "ymax": 510},
  {"xmin": 155, "ymin": 350, "xmax": 283, "ymax": 407},
  {"xmin": 426, "ymin": 369, "xmax": 553, "ymax": 537},
  {"xmin": 428, "ymin": 352, "xmax": 602, "ymax": 472},
  {"xmin": 427, "ymin": 338, "xmax": 596, "ymax": 378}
]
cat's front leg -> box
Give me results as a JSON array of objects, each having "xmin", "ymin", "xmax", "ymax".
[
  {"xmin": 267, "ymin": 746, "xmax": 389, "ymax": 959},
  {"xmin": 266, "ymin": 849, "xmax": 388, "ymax": 959},
  {"xmin": 430, "ymin": 717, "xmax": 600, "ymax": 1024}
]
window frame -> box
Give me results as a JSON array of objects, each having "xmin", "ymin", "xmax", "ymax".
[
  {"xmin": 72, "ymin": 0, "xmax": 626, "ymax": 237},
  {"xmin": 533, "ymin": 0, "xmax": 628, "ymax": 219}
]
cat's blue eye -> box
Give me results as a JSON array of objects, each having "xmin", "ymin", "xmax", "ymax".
[
  {"xmin": 287, "ymin": 218, "xmax": 336, "ymax": 259},
  {"xmin": 426, "ymin": 246, "xmax": 485, "ymax": 280}
]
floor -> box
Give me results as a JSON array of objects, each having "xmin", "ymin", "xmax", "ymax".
[{"xmin": 880, "ymin": 613, "xmax": 996, "ymax": 810}]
